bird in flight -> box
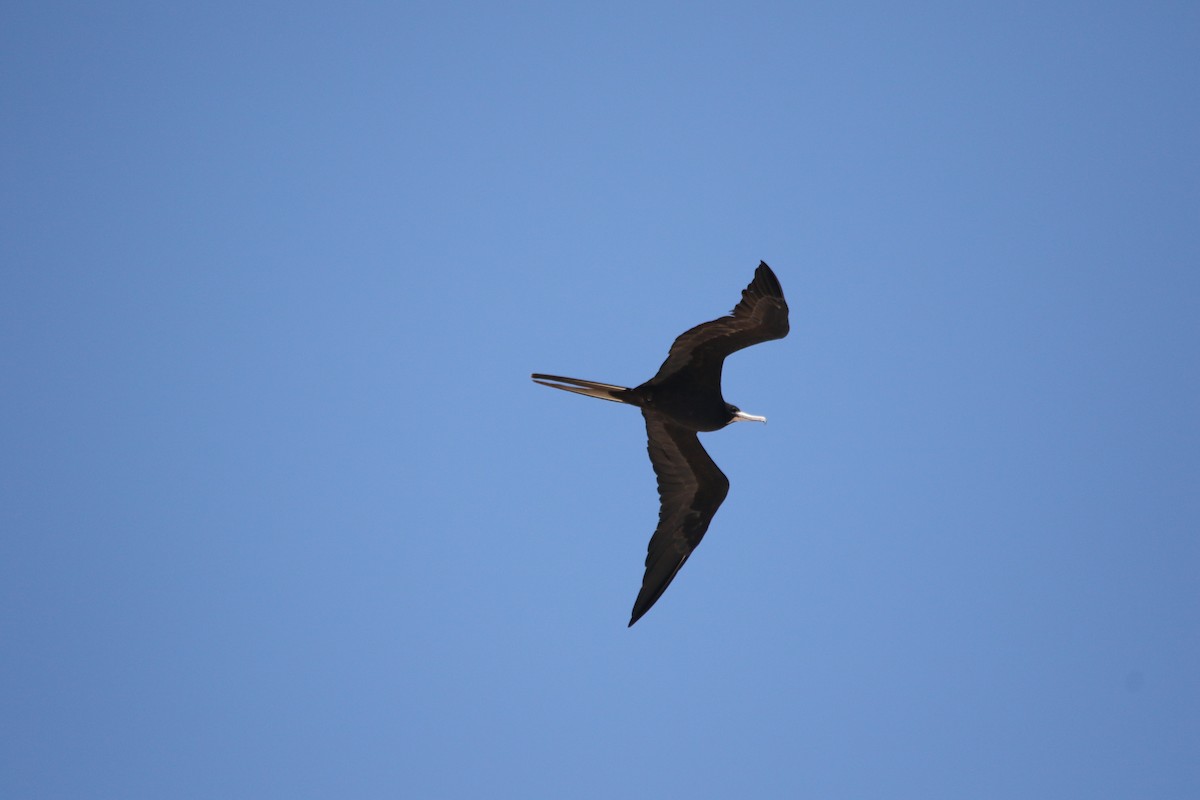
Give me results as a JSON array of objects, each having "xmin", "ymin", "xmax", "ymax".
[{"xmin": 532, "ymin": 261, "xmax": 790, "ymax": 626}]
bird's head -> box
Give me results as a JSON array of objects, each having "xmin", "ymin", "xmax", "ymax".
[{"xmin": 726, "ymin": 403, "xmax": 767, "ymax": 425}]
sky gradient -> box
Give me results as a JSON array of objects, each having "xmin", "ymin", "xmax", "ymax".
[{"xmin": 3, "ymin": 2, "xmax": 1198, "ymax": 798}]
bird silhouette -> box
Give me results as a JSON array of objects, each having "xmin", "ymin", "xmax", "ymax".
[{"xmin": 532, "ymin": 261, "xmax": 790, "ymax": 625}]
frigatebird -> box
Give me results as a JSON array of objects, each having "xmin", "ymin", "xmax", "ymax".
[{"xmin": 532, "ymin": 261, "xmax": 789, "ymax": 626}]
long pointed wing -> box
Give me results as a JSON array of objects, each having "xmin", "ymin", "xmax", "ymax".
[
  {"xmin": 646, "ymin": 261, "xmax": 789, "ymax": 387},
  {"xmin": 629, "ymin": 410, "xmax": 730, "ymax": 626}
]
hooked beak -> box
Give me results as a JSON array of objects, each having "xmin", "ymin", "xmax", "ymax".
[{"xmin": 732, "ymin": 410, "xmax": 767, "ymax": 424}]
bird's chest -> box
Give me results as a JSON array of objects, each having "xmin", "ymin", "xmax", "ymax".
[{"xmin": 639, "ymin": 386, "xmax": 728, "ymax": 432}]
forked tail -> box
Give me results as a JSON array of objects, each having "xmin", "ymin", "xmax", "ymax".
[{"xmin": 531, "ymin": 373, "xmax": 635, "ymax": 404}]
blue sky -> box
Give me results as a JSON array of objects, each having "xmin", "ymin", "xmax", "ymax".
[{"xmin": 2, "ymin": 2, "xmax": 1198, "ymax": 797}]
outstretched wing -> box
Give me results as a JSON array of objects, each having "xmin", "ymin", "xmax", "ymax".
[
  {"xmin": 646, "ymin": 261, "xmax": 789, "ymax": 388},
  {"xmin": 629, "ymin": 410, "xmax": 731, "ymax": 626}
]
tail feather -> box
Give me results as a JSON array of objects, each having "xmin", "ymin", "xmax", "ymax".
[{"xmin": 531, "ymin": 373, "xmax": 634, "ymax": 404}]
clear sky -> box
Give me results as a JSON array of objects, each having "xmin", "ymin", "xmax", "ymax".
[{"xmin": 2, "ymin": 2, "xmax": 1197, "ymax": 798}]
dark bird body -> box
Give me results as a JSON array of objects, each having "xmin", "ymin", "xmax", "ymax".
[{"xmin": 532, "ymin": 262, "xmax": 790, "ymax": 626}]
